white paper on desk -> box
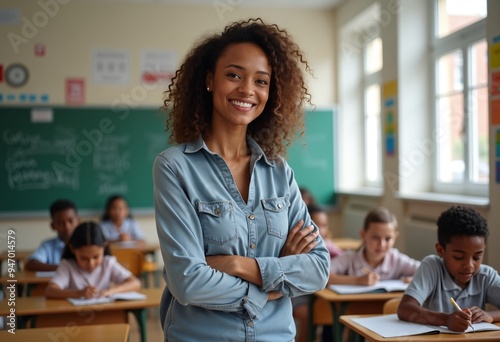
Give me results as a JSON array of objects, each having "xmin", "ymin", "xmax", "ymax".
[
  {"xmin": 351, "ymin": 314, "xmax": 500, "ymax": 338},
  {"xmin": 328, "ymin": 279, "xmax": 408, "ymax": 294},
  {"xmin": 67, "ymin": 291, "xmax": 146, "ymax": 306},
  {"xmin": 35, "ymin": 271, "xmax": 56, "ymax": 277},
  {"xmin": 352, "ymin": 314, "xmax": 438, "ymax": 337}
]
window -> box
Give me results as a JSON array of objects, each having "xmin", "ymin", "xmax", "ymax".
[
  {"xmin": 433, "ymin": 0, "xmax": 488, "ymax": 195},
  {"xmin": 363, "ymin": 37, "xmax": 382, "ymax": 185}
]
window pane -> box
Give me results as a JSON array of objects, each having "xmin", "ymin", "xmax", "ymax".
[
  {"xmin": 437, "ymin": 93, "xmax": 464, "ymax": 183},
  {"xmin": 437, "ymin": 50, "xmax": 463, "ymax": 94},
  {"xmin": 470, "ymin": 40, "xmax": 487, "ymax": 86},
  {"xmin": 365, "ymin": 37, "xmax": 382, "ymax": 74},
  {"xmin": 437, "ymin": 0, "xmax": 486, "ymax": 38},
  {"xmin": 470, "ymin": 87, "xmax": 489, "ymax": 183},
  {"xmin": 365, "ymin": 84, "xmax": 381, "ymax": 182}
]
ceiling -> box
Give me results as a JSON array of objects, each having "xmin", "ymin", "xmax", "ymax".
[{"xmin": 85, "ymin": 0, "xmax": 346, "ymax": 9}]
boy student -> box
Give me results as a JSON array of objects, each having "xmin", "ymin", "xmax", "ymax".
[
  {"xmin": 398, "ymin": 205, "xmax": 500, "ymax": 332},
  {"xmin": 25, "ymin": 199, "xmax": 80, "ymax": 272}
]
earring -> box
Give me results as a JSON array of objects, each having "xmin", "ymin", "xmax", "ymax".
[{"xmin": 206, "ymin": 87, "xmax": 211, "ymax": 92}]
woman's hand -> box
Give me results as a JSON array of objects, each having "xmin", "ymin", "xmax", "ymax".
[
  {"xmin": 280, "ymin": 220, "xmax": 319, "ymax": 257},
  {"xmin": 206, "ymin": 255, "xmax": 239, "ymax": 276},
  {"xmin": 267, "ymin": 291, "xmax": 283, "ymax": 301}
]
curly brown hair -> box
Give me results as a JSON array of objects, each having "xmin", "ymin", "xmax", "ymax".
[{"xmin": 162, "ymin": 18, "xmax": 313, "ymax": 159}]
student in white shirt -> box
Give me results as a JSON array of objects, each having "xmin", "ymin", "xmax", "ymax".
[{"xmin": 45, "ymin": 221, "xmax": 141, "ymax": 299}]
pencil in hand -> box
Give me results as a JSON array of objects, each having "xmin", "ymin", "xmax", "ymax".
[{"xmin": 450, "ymin": 297, "xmax": 474, "ymax": 333}]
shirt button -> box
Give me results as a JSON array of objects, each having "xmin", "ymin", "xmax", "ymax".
[
  {"xmin": 249, "ymin": 214, "xmax": 255, "ymax": 220},
  {"xmin": 214, "ymin": 208, "xmax": 221, "ymax": 215},
  {"xmin": 277, "ymin": 203, "xmax": 283, "ymax": 209},
  {"xmin": 247, "ymin": 321, "xmax": 254, "ymax": 327},
  {"xmin": 250, "ymin": 243, "xmax": 256, "ymax": 249}
]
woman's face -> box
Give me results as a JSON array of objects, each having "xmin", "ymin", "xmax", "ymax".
[{"xmin": 207, "ymin": 42, "xmax": 271, "ymax": 130}]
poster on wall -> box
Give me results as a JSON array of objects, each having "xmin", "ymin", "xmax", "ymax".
[
  {"xmin": 383, "ymin": 80, "xmax": 397, "ymax": 157},
  {"xmin": 66, "ymin": 78, "xmax": 85, "ymax": 105},
  {"xmin": 140, "ymin": 50, "xmax": 177, "ymax": 86},
  {"xmin": 92, "ymin": 49, "xmax": 130, "ymax": 85}
]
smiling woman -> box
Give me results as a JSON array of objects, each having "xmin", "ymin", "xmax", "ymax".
[{"xmin": 153, "ymin": 18, "xmax": 331, "ymax": 341}]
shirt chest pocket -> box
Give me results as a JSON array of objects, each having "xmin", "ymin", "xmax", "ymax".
[
  {"xmin": 197, "ymin": 201, "xmax": 237, "ymax": 245},
  {"xmin": 261, "ymin": 195, "xmax": 290, "ymax": 239}
]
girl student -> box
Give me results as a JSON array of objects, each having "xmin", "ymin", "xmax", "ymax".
[
  {"xmin": 100, "ymin": 195, "xmax": 144, "ymax": 242},
  {"xmin": 329, "ymin": 207, "xmax": 421, "ymax": 286},
  {"xmin": 45, "ymin": 221, "xmax": 141, "ymax": 299}
]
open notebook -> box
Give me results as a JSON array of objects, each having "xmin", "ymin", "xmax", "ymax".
[
  {"xmin": 328, "ymin": 279, "xmax": 408, "ymax": 294},
  {"xmin": 351, "ymin": 314, "xmax": 500, "ymax": 338},
  {"xmin": 67, "ymin": 291, "xmax": 146, "ymax": 306}
]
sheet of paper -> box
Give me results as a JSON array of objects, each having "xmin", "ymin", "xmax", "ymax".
[{"xmin": 328, "ymin": 279, "xmax": 408, "ymax": 294}]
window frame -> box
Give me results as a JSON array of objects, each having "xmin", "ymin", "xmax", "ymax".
[{"xmin": 431, "ymin": 2, "xmax": 487, "ymax": 196}]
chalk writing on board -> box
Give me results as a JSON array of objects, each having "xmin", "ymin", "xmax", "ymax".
[{"xmin": 3, "ymin": 128, "xmax": 80, "ymax": 191}]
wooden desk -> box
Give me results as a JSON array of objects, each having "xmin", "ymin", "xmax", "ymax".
[
  {"xmin": 0, "ymin": 287, "xmax": 162, "ymax": 342},
  {"xmin": 340, "ymin": 315, "xmax": 500, "ymax": 341},
  {"xmin": 0, "ymin": 270, "xmax": 53, "ymax": 297},
  {"xmin": 0, "ymin": 323, "xmax": 130, "ymax": 342},
  {"xmin": 308, "ymin": 288, "xmax": 403, "ymax": 342},
  {"xmin": 333, "ymin": 238, "xmax": 361, "ymax": 251}
]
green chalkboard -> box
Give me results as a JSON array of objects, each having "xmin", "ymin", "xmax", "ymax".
[
  {"xmin": 0, "ymin": 107, "xmax": 170, "ymax": 216},
  {"xmin": 287, "ymin": 107, "xmax": 336, "ymax": 206},
  {"xmin": 0, "ymin": 106, "xmax": 335, "ymax": 215}
]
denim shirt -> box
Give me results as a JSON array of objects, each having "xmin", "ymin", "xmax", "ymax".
[{"xmin": 153, "ymin": 136, "xmax": 330, "ymax": 342}]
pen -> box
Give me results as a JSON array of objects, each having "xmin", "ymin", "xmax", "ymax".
[{"xmin": 450, "ymin": 297, "xmax": 474, "ymax": 333}]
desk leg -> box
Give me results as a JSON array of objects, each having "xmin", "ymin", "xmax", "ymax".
[
  {"xmin": 307, "ymin": 295, "xmax": 316, "ymax": 342},
  {"xmin": 129, "ymin": 308, "xmax": 147, "ymax": 342},
  {"xmin": 330, "ymin": 302, "xmax": 349, "ymax": 342}
]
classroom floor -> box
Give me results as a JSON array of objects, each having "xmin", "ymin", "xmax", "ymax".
[
  {"xmin": 129, "ymin": 307, "xmax": 326, "ymax": 342},
  {"xmin": 128, "ymin": 308, "xmax": 163, "ymax": 342}
]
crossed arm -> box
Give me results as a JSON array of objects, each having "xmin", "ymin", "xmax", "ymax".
[{"xmin": 205, "ymin": 220, "xmax": 319, "ymax": 300}]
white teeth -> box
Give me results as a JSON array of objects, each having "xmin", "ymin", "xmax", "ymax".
[{"xmin": 230, "ymin": 100, "xmax": 252, "ymax": 108}]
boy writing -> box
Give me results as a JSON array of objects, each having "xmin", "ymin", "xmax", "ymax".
[
  {"xmin": 398, "ymin": 205, "xmax": 500, "ymax": 331},
  {"xmin": 25, "ymin": 199, "xmax": 80, "ymax": 272}
]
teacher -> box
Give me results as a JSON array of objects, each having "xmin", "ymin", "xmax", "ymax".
[{"xmin": 153, "ymin": 18, "xmax": 330, "ymax": 342}]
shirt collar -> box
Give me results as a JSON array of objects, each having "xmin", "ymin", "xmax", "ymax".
[
  {"xmin": 353, "ymin": 246, "xmax": 392, "ymax": 274},
  {"xmin": 184, "ymin": 136, "xmax": 274, "ymax": 167}
]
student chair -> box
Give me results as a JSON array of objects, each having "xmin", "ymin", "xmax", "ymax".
[
  {"xmin": 383, "ymin": 296, "xmax": 403, "ymax": 314},
  {"xmin": 111, "ymin": 248, "xmax": 145, "ymax": 278}
]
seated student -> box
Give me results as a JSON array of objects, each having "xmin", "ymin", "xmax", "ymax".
[
  {"xmin": 45, "ymin": 221, "xmax": 141, "ymax": 299},
  {"xmin": 329, "ymin": 207, "xmax": 420, "ymax": 285},
  {"xmin": 300, "ymin": 186, "xmax": 318, "ymax": 207},
  {"xmin": 309, "ymin": 203, "xmax": 343, "ymax": 260},
  {"xmin": 398, "ymin": 205, "xmax": 500, "ymax": 331},
  {"xmin": 25, "ymin": 199, "xmax": 80, "ymax": 272},
  {"xmin": 293, "ymin": 203, "xmax": 343, "ymax": 342},
  {"xmin": 100, "ymin": 195, "xmax": 144, "ymax": 242}
]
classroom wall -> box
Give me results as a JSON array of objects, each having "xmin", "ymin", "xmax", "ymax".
[
  {"xmin": 0, "ymin": 1, "xmax": 336, "ymax": 255},
  {"xmin": 334, "ymin": 0, "xmax": 500, "ymax": 272}
]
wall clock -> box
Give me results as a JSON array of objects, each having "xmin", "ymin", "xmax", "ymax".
[{"xmin": 5, "ymin": 63, "xmax": 29, "ymax": 88}]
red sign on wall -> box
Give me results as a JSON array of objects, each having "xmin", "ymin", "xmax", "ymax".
[
  {"xmin": 34, "ymin": 44, "xmax": 45, "ymax": 57},
  {"xmin": 65, "ymin": 78, "xmax": 85, "ymax": 105}
]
